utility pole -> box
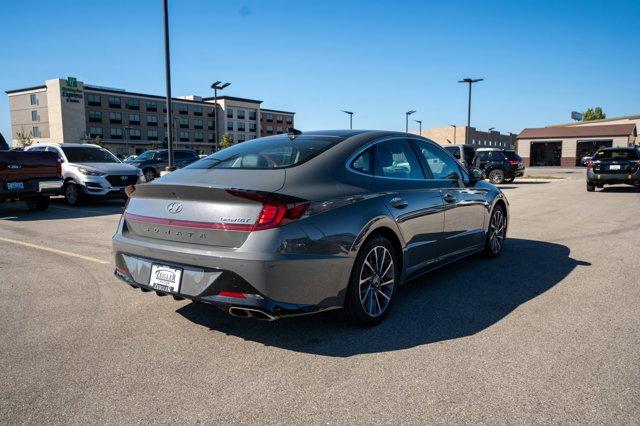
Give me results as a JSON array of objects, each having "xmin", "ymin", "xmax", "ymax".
[
  {"xmin": 341, "ymin": 110, "xmax": 354, "ymax": 129},
  {"xmin": 414, "ymin": 120, "xmax": 422, "ymax": 136},
  {"xmin": 450, "ymin": 124, "xmax": 456, "ymax": 144},
  {"xmin": 405, "ymin": 110, "xmax": 416, "ymax": 133},
  {"xmin": 163, "ymin": 0, "xmax": 175, "ymax": 172},
  {"xmin": 211, "ymin": 81, "xmax": 231, "ymax": 151},
  {"xmin": 458, "ymin": 78, "xmax": 483, "ymax": 145}
]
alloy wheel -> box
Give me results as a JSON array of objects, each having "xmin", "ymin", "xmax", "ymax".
[
  {"xmin": 144, "ymin": 170, "xmax": 156, "ymax": 182},
  {"xmin": 358, "ymin": 245, "xmax": 395, "ymax": 318},
  {"xmin": 66, "ymin": 183, "xmax": 78, "ymax": 205},
  {"xmin": 489, "ymin": 209, "xmax": 506, "ymax": 253},
  {"xmin": 489, "ymin": 170, "xmax": 504, "ymax": 184}
]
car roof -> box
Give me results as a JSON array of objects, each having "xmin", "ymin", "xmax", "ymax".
[
  {"xmin": 31, "ymin": 142, "xmax": 102, "ymax": 148},
  {"xmin": 598, "ymin": 146, "xmax": 635, "ymax": 151}
]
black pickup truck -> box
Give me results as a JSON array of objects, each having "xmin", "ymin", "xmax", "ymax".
[{"xmin": 0, "ymin": 134, "xmax": 63, "ymax": 211}]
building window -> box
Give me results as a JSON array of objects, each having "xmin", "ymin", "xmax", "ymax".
[
  {"xmin": 147, "ymin": 129, "xmax": 158, "ymax": 140},
  {"xmin": 128, "ymin": 114, "xmax": 140, "ymax": 125},
  {"xmin": 89, "ymin": 126, "xmax": 102, "ymax": 138},
  {"xmin": 207, "ymin": 120, "xmax": 215, "ymax": 130},
  {"xmin": 30, "ymin": 93, "xmax": 38, "ymax": 105},
  {"xmin": 208, "ymin": 133, "xmax": 214, "ymax": 142},
  {"xmin": 265, "ymin": 113, "xmax": 273, "ymax": 122},
  {"xmin": 179, "ymin": 131, "xmax": 189, "ymax": 142},
  {"xmin": 178, "ymin": 104, "xmax": 188, "ymax": 115},
  {"xmin": 207, "ymin": 107, "xmax": 215, "ymax": 117},
  {"xmin": 31, "ymin": 110, "xmax": 38, "ymax": 121},
  {"xmin": 194, "ymin": 119, "xmax": 203, "ymax": 129},
  {"xmin": 276, "ymin": 115, "xmax": 283, "ymax": 123},
  {"xmin": 179, "ymin": 118, "xmax": 189, "ymax": 128},
  {"xmin": 87, "ymin": 93, "xmax": 101, "ymax": 106},
  {"xmin": 194, "ymin": 131, "xmax": 203, "ymax": 142},
  {"xmin": 193, "ymin": 105, "xmax": 203, "ymax": 116},
  {"xmin": 129, "ymin": 129, "xmax": 141, "ymax": 140},
  {"xmin": 108, "ymin": 96, "xmax": 121, "ymax": 108},
  {"xmin": 238, "ymin": 134, "xmax": 245, "ymax": 143},
  {"xmin": 127, "ymin": 98, "xmax": 140, "ymax": 110},
  {"xmin": 110, "ymin": 128, "xmax": 123, "ymax": 139},
  {"xmin": 229, "ymin": 134, "xmax": 234, "ymax": 143},
  {"xmin": 146, "ymin": 100, "xmax": 157, "ymax": 111},
  {"xmin": 227, "ymin": 121, "xmax": 234, "ymax": 131},
  {"xmin": 266, "ymin": 125, "xmax": 273, "ymax": 132},
  {"xmin": 89, "ymin": 110, "xmax": 102, "ymax": 122},
  {"xmin": 227, "ymin": 108, "xmax": 234, "ymax": 119},
  {"xmin": 286, "ymin": 116, "xmax": 293, "ymax": 124},
  {"xmin": 249, "ymin": 110, "xmax": 256, "ymax": 120},
  {"xmin": 146, "ymin": 115, "xmax": 158, "ymax": 126},
  {"xmin": 249, "ymin": 123, "xmax": 257, "ymax": 132},
  {"xmin": 237, "ymin": 110, "xmax": 245, "ymax": 120},
  {"xmin": 237, "ymin": 122, "xmax": 245, "ymax": 132},
  {"xmin": 32, "ymin": 126, "xmax": 41, "ymax": 137},
  {"xmin": 109, "ymin": 112, "xmax": 122, "ymax": 124}
]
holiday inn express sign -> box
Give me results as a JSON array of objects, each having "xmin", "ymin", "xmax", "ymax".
[{"xmin": 62, "ymin": 76, "xmax": 83, "ymax": 103}]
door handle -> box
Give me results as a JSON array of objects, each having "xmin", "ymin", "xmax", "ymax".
[
  {"xmin": 443, "ymin": 192, "xmax": 457, "ymax": 203},
  {"xmin": 390, "ymin": 197, "xmax": 408, "ymax": 209}
]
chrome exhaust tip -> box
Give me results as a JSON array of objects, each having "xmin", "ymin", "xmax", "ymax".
[{"xmin": 228, "ymin": 306, "xmax": 278, "ymax": 321}]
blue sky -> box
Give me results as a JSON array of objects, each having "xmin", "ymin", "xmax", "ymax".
[{"xmin": 1, "ymin": 0, "xmax": 639, "ymax": 139}]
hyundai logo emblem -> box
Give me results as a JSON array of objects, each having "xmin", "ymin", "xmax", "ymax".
[
  {"xmin": 120, "ymin": 175, "xmax": 128, "ymax": 181},
  {"xmin": 167, "ymin": 202, "xmax": 183, "ymax": 214}
]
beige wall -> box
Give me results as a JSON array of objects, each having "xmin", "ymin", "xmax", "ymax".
[
  {"xmin": 517, "ymin": 135, "xmax": 631, "ymax": 164},
  {"xmin": 46, "ymin": 78, "xmax": 87, "ymax": 142},
  {"xmin": 8, "ymin": 88, "xmax": 50, "ymax": 144}
]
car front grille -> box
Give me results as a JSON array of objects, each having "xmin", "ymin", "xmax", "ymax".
[{"xmin": 106, "ymin": 175, "xmax": 138, "ymax": 187}]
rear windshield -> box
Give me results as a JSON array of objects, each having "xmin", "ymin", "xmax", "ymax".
[
  {"xmin": 594, "ymin": 149, "xmax": 639, "ymax": 160},
  {"xmin": 503, "ymin": 151, "xmax": 522, "ymax": 161},
  {"xmin": 443, "ymin": 146, "xmax": 459, "ymax": 156},
  {"xmin": 62, "ymin": 146, "xmax": 120, "ymax": 163},
  {"xmin": 187, "ymin": 135, "xmax": 342, "ymax": 169}
]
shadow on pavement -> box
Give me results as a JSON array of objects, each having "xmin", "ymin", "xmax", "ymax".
[
  {"xmin": 0, "ymin": 197, "xmax": 125, "ymax": 221},
  {"xmin": 599, "ymin": 186, "xmax": 640, "ymax": 193},
  {"xmin": 177, "ymin": 238, "xmax": 590, "ymax": 357}
]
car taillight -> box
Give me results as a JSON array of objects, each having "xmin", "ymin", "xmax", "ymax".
[
  {"xmin": 56, "ymin": 159, "xmax": 62, "ymax": 177},
  {"xmin": 587, "ymin": 161, "xmax": 594, "ymax": 169},
  {"xmin": 226, "ymin": 189, "xmax": 309, "ymax": 231},
  {"xmin": 507, "ymin": 159, "xmax": 518, "ymax": 166}
]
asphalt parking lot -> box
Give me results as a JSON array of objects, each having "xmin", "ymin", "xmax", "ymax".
[{"xmin": 1, "ymin": 168, "xmax": 638, "ymax": 424}]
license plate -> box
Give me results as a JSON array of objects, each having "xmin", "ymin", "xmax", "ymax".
[
  {"xmin": 149, "ymin": 264, "xmax": 182, "ymax": 293},
  {"xmin": 7, "ymin": 182, "xmax": 24, "ymax": 190},
  {"xmin": 609, "ymin": 165, "xmax": 621, "ymax": 170}
]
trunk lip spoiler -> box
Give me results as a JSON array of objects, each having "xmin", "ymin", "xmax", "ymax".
[{"xmin": 123, "ymin": 212, "xmax": 253, "ymax": 232}]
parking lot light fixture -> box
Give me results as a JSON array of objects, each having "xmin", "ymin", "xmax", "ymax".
[
  {"xmin": 449, "ymin": 124, "xmax": 456, "ymax": 144},
  {"xmin": 341, "ymin": 110, "xmax": 354, "ymax": 129},
  {"xmin": 415, "ymin": 120, "xmax": 422, "ymax": 136},
  {"xmin": 458, "ymin": 78, "xmax": 483, "ymax": 145},
  {"xmin": 405, "ymin": 110, "xmax": 416, "ymax": 133},
  {"xmin": 488, "ymin": 127, "xmax": 495, "ymax": 146},
  {"xmin": 210, "ymin": 81, "xmax": 231, "ymax": 151},
  {"xmin": 163, "ymin": 0, "xmax": 175, "ymax": 172}
]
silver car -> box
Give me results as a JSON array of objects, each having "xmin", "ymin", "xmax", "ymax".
[
  {"xmin": 113, "ymin": 130, "xmax": 509, "ymax": 325},
  {"xmin": 26, "ymin": 143, "xmax": 144, "ymax": 205}
]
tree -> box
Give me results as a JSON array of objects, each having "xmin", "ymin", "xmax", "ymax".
[
  {"xmin": 16, "ymin": 131, "xmax": 33, "ymax": 148},
  {"xmin": 583, "ymin": 107, "xmax": 606, "ymax": 121},
  {"xmin": 90, "ymin": 135, "xmax": 102, "ymax": 146},
  {"xmin": 219, "ymin": 134, "xmax": 233, "ymax": 150}
]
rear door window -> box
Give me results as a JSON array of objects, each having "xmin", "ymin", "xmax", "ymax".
[
  {"xmin": 374, "ymin": 139, "xmax": 424, "ymax": 179},
  {"xmin": 413, "ymin": 140, "xmax": 462, "ymax": 180},
  {"xmin": 351, "ymin": 148, "xmax": 373, "ymax": 174}
]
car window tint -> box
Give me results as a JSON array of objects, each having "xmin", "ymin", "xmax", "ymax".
[
  {"xmin": 594, "ymin": 149, "xmax": 638, "ymax": 160},
  {"xmin": 464, "ymin": 146, "xmax": 475, "ymax": 159},
  {"xmin": 489, "ymin": 151, "xmax": 506, "ymax": 161},
  {"xmin": 374, "ymin": 139, "xmax": 424, "ymax": 179},
  {"xmin": 157, "ymin": 153, "xmax": 168, "ymax": 161},
  {"xmin": 351, "ymin": 148, "xmax": 372, "ymax": 174},
  {"xmin": 414, "ymin": 141, "xmax": 461, "ymax": 180}
]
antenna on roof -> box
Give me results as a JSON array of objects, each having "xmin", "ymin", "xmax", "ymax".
[{"xmin": 287, "ymin": 127, "xmax": 302, "ymax": 140}]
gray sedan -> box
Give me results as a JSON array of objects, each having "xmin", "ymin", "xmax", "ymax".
[{"xmin": 113, "ymin": 130, "xmax": 508, "ymax": 325}]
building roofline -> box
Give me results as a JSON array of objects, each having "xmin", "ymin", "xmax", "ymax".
[
  {"xmin": 517, "ymin": 123, "xmax": 637, "ymax": 139},
  {"xmin": 201, "ymin": 95, "xmax": 263, "ymax": 104},
  {"xmin": 5, "ymin": 85, "xmax": 47, "ymax": 95},
  {"xmin": 547, "ymin": 113, "xmax": 640, "ymax": 127},
  {"xmin": 260, "ymin": 108, "xmax": 296, "ymax": 115}
]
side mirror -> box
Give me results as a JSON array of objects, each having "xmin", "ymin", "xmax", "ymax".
[{"xmin": 468, "ymin": 167, "xmax": 485, "ymax": 184}]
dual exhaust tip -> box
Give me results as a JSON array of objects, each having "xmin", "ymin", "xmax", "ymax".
[{"xmin": 228, "ymin": 306, "xmax": 278, "ymax": 321}]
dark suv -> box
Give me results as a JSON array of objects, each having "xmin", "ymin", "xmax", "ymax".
[
  {"xmin": 473, "ymin": 149, "xmax": 525, "ymax": 184},
  {"xmin": 586, "ymin": 147, "xmax": 640, "ymax": 192},
  {"xmin": 126, "ymin": 149, "xmax": 199, "ymax": 181}
]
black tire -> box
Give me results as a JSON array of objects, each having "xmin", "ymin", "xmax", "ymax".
[
  {"xmin": 488, "ymin": 169, "xmax": 506, "ymax": 185},
  {"xmin": 482, "ymin": 205, "xmax": 507, "ymax": 258},
  {"xmin": 143, "ymin": 168, "xmax": 157, "ymax": 182},
  {"xmin": 586, "ymin": 182, "xmax": 596, "ymax": 192},
  {"xmin": 344, "ymin": 235, "xmax": 398, "ymax": 326},
  {"xmin": 503, "ymin": 177, "xmax": 515, "ymax": 183},
  {"xmin": 25, "ymin": 196, "xmax": 50, "ymax": 211},
  {"xmin": 64, "ymin": 181, "xmax": 82, "ymax": 206}
]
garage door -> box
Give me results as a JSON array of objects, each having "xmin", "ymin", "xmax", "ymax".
[
  {"xmin": 576, "ymin": 140, "xmax": 613, "ymax": 166},
  {"xmin": 530, "ymin": 141, "xmax": 562, "ymax": 166}
]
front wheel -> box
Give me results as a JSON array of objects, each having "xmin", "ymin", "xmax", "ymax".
[
  {"xmin": 488, "ymin": 169, "xmax": 506, "ymax": 184},
  {"xmin": 482, "ymin": 205, "xmax": 506, "ymax": 258},
  {"xmin": 345, "ymin": 236, "xmax": 398, "ymax": 326},
  {"xmin": 25, "ymin": 196, "xmax": 50, "ymax": 211},
  {"xmin": 64, "ymin": 181, "xmax": 82, "ymax": 206},
  {"xmin": 586, "ymin": 182, "xmax": 596, "ymax": 192}
]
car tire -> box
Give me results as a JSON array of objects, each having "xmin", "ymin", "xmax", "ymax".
[
  {"xmin": 482, "ymin": 204, "xmax": 506, "ymax": 258},
  {"xmin": 64, "ymin": 181, "xmax": 82, "ymax": 206},
  {"xmin": 25, "ymin": 196, "xmax": 50, "ymax": 211},
  {"xmin": 488, "ymin": 169, "xmax": 506, "ymax": 184},
  {"xmin": 586, "ymin": 182, "xmax": 596, "ymax": 192},
  {"xmin": 143, "ymin": 168, "xmax": 157, "ymax": 182},
  {"xmin": 344, "ymin": 235, "xmax": 398, "ymax": 326}
]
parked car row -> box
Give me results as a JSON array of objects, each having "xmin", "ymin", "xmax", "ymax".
[{"xmin": 443, "ymin": 144, "xmax": 525, "ymax": 184}]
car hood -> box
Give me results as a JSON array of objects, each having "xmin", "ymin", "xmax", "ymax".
[{"xmin": 68, "ymin": 162, "xmax": 140, "ymax": 174}]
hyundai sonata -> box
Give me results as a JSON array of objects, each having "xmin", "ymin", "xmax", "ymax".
[{"xmin": 113, "ymin": 130, "xmax": 508, "ymax": 325}]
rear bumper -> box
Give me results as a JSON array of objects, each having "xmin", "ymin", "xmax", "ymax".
[
  {"xmin": 0, "ymin": 178, "xmax": 63, "ymax": 199},
  {"xmin": 587, "ymin": 170, "xmax": 639, "ymax": 185}
]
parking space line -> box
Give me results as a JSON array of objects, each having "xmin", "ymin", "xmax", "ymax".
[{"xmin": 0, "ymin": 237, "xmax": 110, "ymax": 264}]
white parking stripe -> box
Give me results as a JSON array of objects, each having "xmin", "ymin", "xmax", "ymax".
[{"xmin": 0, "ymin": 237, "xmax": 109, "ymax": 264}]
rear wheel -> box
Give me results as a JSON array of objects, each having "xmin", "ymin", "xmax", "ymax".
[
  {"xmin": 488, "ymin": 169, "xmax": 506, "ymax": 184},
  {"xmin": 586, "ymin": 182, "xmax": 596, "ymax": 192},
  {"xmin": 345, "ymin": 236, "xmax": 398, "ymax": 326},
  {"xmin": 483, "ymin": 205, "xmax": 506, "ymax": 258},
  {"xmin": 64, "ymin": 181, "xmax": 81, "ymax": 206},
  {"xmin": 25, "ymin": 196, "xmax": 50, "ymax": 211}
]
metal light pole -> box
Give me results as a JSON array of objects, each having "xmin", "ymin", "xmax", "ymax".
[
  {"xmin": 162, "ymin": 0, "xmax": 175, "ymax": 172},
  {"xmin": 458, "ymin": 78, "xmax": 483, "ymax": 145},
  {"xmin": 341, "ymin": 110, "xmax": 354, "ymax": 129},
  {"xmin": 405, "ymin": 110, "xmax": 416, "ymax": 133},
  {"xmin": 211, "ymin": 81, "xmax": 230, "ymax": 151},
  {"xmin": 415, "ymin": 120, "xmax": 422, "ymax": 136},
  {"xmin": 487, "ymin": 127, "xmax": 495, "ymax": 146},
  {"xmin": 450, "ymin": 124, "xmax": 456, "ymax": 144}
]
